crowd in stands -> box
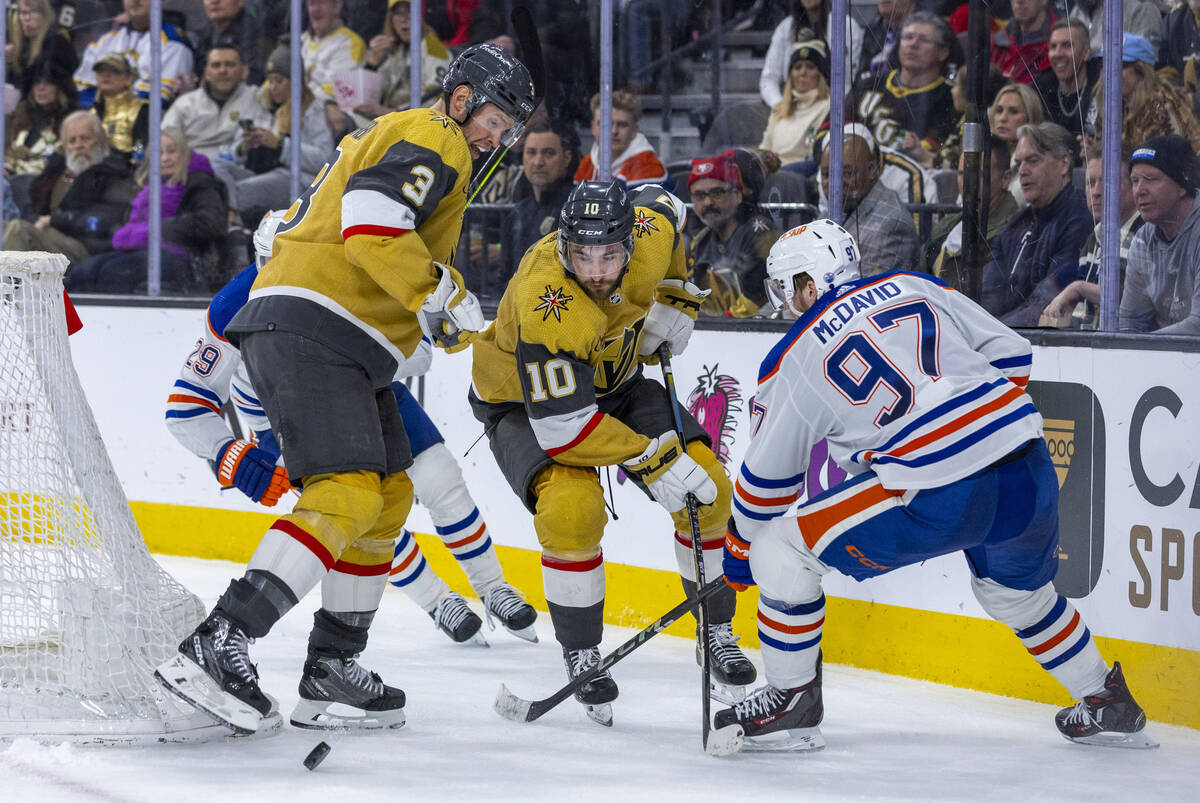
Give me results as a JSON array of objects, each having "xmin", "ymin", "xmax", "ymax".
[{"xmin": 1, "ymin": 0, "xmax": 1197, "ymax": 336}]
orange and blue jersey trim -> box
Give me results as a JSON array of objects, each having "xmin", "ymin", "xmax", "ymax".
[{"xmin": 166, "ymin": 379, "xmax": 222, "ymax": 418}]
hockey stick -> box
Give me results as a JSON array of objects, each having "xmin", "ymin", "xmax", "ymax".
[
  {"xmin": 657, "ymin": 344, "xmax": 713, "ymax": 752},
  {"xmin": 465, "ymin": 4, "xmax": 546, "ymax": 206},
  {"xmin": 494, "ymin": 577, "xmax": 728, "ymax": 723}
]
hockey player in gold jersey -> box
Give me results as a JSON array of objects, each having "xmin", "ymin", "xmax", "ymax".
[
  {"xmin": 471, "ymin": 180, "xmax": 757, "ymax": 725},
  {"xmin": 156, "ymin": 43, "xmax": 535, "ymax": 735}
]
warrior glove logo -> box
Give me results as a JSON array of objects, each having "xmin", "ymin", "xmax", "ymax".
[{"xmin": 534, "ymin": 284, "xmax": 573, "ymax": 322}]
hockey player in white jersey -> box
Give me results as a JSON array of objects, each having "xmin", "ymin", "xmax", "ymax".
[
  {"xmin": 163, "ymin": 216, "xmax": 537, "ymax": 728},
  {"xmin": 715, "ymin": 219, "xmax": 1155, "ymax": 752}
]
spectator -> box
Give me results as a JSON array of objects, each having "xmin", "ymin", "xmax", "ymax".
[
  {"xmin": 760, "ymin": 39, "xmax": 831, "ymax": 166},
  {"xmin": 235, "ymin": 47, "xmax": 335, "ymax": 231},
  {"xmin": 1158, "ymin": 0, "xmax": 1200, "ymax": 95},
  {"xmin": 90, "ymin": 54, "xmax": 149, "ymax": 161},
  {"xmin": 860, "ymin": 0, "xmax": 915, "ymax": 79},
  {"xmin": 5, "ymin": 0, "xmax": 76, "ymax": 95},
  {"xmin": 991, "ymin": 0, "xmax": 1057, "ymax": 84},
  {"xmin": 424, "ymin": 0, "xmax": 504, "ymax": 47},
  {"xmin": 819, "ymin": 124, "xmax": 920, "ymax": 277},
  {"xmin": 66, "ymin": 128, "xmax": 230, "ymax": 295},
  {"xmin": 981, "ymin": 122, "xmax": 1091, "ymax": 326},
  {"xmin": 1069, "ymin": 0, "xmax": 1162, "ymax": 53},
  {"xmin": 925, "ymin": 135, "xmax": 1019, "ymax": 293},
  {"xmin": 302, "ymin": 0, "xmax": 366, "ymax": 103},
  {"xmin": 622, "ymin": 0, "xmax": 694, "ymax": 94},
  {"xmin": 686, "ymin": 151, "xmax": 781, "ymax": 317},
  {"xmin": 497, "ymin": 117, "xmax": 579, "ymax": 287},
  {"xmin": 932, "ymin": 62, "xmax": 1008, "ymax": 170},
  {"xmin": 74, "ymin": 0, "xmax": 195, "ymax": 108},
  {"xmin": 192, "ymin": 0, "xmax": 274, "ymax": 87},
  {"xmin": 1033, "ymin": 20, "xmax": 1099, "ymax": 141},
  {"xmin": 989, "ymin": 82, "xmax": 1043, "ymax": 201},
  {"xmin": 3, "ymin": 110, "xmax": 137, "ymax": 264},
  {"xmin": 1042, "ymin": 144, "xmax": 1143, "ymax": 329},
  {"xmin": 759, "ymin": 0, "xmax": 864, "ymax": 108},
  {"xmin": 1090, "ymin": 36, "xmax": 1200, "ymax": 155},
  {"xmin": 162, "ymin": 45, "xmax": 261, "ymax": 215},
  {"xmin": 5, "ymin": 68, "xmax": 75, "ymax": 177},
  {"xmin": 1120, "ymin": 135, "xmax": 1200, "ymax": 334},
  {"xmin": 573, "ymin": 90, "xmax": 669, "ymax": 189},
  {"xmin": 357, "ymin": 0, "xmax": 452, "ymax": 117},
  {"xmin": 849, "ymin": 11, "xmax": 957, "ymax": 168}
]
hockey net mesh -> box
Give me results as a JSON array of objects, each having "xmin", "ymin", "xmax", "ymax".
[{"xmin": 0, "ymin": 253, "xmax": 219, "ymax": 743}]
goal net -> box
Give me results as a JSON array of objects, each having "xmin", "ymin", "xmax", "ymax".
[{"xmin": 0, "ymin": 252, "xmax": 222, "ymax": 743}]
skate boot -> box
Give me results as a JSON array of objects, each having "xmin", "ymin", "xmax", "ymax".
[
  {"xmin": 429, "ymin": 591, "xmax": 487, "ymax": 645},
  {"xmin": 713, "ymin": 666, "xmax": 824, "ymax": 753},
  {"xmin": 1055, "ymin": 662, "xmax": 1158, "ymax": 748},
  {"xmin": 154, "ymin": 610, "xmax": 274, "ymax": 735},
  {"xmin": 698, "ymin": 621, "xmax": 757, "ymax": 704},
  {"xmin": 483, "ymin": 583, "xmax": 539, "ymax": 643},
  {"xmin": 564, "ymin": 646, "xmax": 619, "ymax": 727},
  {"xmin": 289, "ymin": 652, "xmax": 407, "ymax": 730}
]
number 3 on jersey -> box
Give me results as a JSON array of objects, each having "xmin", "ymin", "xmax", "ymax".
[{"xmin": 824, "ymin": 299, "xmax": 941, "ymax": 427}]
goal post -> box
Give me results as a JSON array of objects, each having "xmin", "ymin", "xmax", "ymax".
[{"xmin": 0, "ymin": 252, "xmax": 225, "ymax": 743}]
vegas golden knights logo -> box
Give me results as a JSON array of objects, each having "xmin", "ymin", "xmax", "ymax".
[
  {"xmin": 1026, "ymin": 381, "xmax": 1105, "ymax": 598},
  {"xmin": 595, "ymin": 320, "xmax": 644, "ymax": 393}
]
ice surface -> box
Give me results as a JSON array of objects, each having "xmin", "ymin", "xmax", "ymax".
[{"xmin": 2, "ymin": 555, "xmax": 1196, "ymax": 802}]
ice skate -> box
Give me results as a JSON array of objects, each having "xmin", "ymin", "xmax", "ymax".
[
  {"xmin": 289, "ymin": 653, "xmax": 407, "ymax": 730},
  {"xmin": 483, "ymin": 583, "xmax": 539, "ymax": 643},
  {"xmin": 698, "ymin": 621, "xmax": 757, "ymax": 704},
  {"xmin": 429, "ymin": 591, "xmax": 488, "ymax": 645},
  {"xmin": 713, "ymin": 669, "xmax": 824, "ymax": 753},
  {"xmin": 564, "ymin": 646, "xmax": 618, "ymax": 727},
  {"xmin": 1056, "ymin": 662, "xmax": 1158, "ymax": 749},
  {"xmin": 154, "ymin": 610, "xmax": 274, "ymax": 736}
]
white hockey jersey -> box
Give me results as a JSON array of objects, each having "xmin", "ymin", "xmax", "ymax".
[{"xmin": 733, "ymin": 271, "xmax": 1042, "ymax": 539}]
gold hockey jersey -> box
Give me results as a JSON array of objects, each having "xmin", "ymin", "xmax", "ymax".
[
  {"xmin": 472, "ymin": 189, "xmax": 692, "ymax": 466},
  {"xmin": 228, "ymin": 108, "xmax": 470, "ymax": 387}
]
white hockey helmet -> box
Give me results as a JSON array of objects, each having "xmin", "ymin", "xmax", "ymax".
[
  {"xmin": 764, "ymin": 218, "xmax": 861, "ymax": 312},
  {"xmin": 253, "ymin": 209, "xmax": 288, "ymax": 268}
]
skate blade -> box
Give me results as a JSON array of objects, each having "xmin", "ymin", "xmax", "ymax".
[
  {"xmin": 585, "ymin": 703, "xmax": 613, "ymax": 727},
  {"xmin": 493, "ymin": 683, "xmax": 533, "ymax": 722},
  {"xmin": 228, "ymin": 710, "xmax": 283, "ymax": 739},
  {"xmin": 705, "ymin": 724, "xmax": 745, "ymax": 757},
  {"xmin": 741, "ymin": 725, "xmax": 825, "ymax": 753},
  {"xmin": 289, "ymin": 698, "xmax": 406, "ymax": 730},
  {"xmin": 709, "ymin": 680, "xmax": 749, "ymax": 706},
  {"xmin": 466, "ymin": 630, "xmax": 491, "ymax": 647},
  {"xmin": 503, "ymin": 623, "xmax": 539, "ymax": 643},
  {"xmin": 154, "ymin": 654, "xmax": 261, "ymax": 736},
  {"xmin": 1063, "ymin": 729, "xmax": 1160, "ymax": 749}
]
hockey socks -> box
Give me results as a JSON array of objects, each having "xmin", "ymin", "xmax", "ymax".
[
  {"xmin": 389, "ymin": 528, "xmax": 451, "ymax": 611},
  {"xmin": 756, "ymin": 592, "xmax": 825, "ymax": 689},
  {"xmin": 541, "ymin": 552, "xmax": 605, "ymax": 650}
]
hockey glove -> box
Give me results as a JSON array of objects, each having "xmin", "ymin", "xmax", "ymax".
[
  {"xmin": 638, "ymin": 279, "xmax": 709, "ymax": 358},
  {"xmin": 622, "ymin": 432, "xmax": 717, "ymax": 513},
  {"xmin": 723, "ymin": 518, "xmax": 755, "ymax": 591},
  {"xmin": 418, "ymin": 262, "xmax": 485, "ymax": 353},
  {"xmin": 214, "ymin": 439, "xmax": 290, "ymax": 506},
  {"xmin": 395, "ymin": 336, "xmax": 433, "ymax": 380}
]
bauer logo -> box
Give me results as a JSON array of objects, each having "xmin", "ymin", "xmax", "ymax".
[{"xmin": 1026, "ymin": 380, "xmax": 1106, "ymax": 598}]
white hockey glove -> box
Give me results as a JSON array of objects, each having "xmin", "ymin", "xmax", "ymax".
[
  {"xmin": 622, "ymin": 432, "xmax": 717, "ymax": 513},
  {"xmin": 639, "ymin": 279, "xmax": 709, "ymax": 358},
  {"xmin": 395, "ymin": 336, "xmax": 433, "ymax": 380},
  {"xmin": 418, "ymin": 262, "xmax": 485, "ymax": 352}
]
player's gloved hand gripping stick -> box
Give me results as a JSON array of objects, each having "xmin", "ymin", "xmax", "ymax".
[
  {"xmin": 214, "ymin": 438, "xmax": 290, "ymax": 506},
  {"xmin": 418, "ymin": 262, "xmax": 485, "ymax": 352}
]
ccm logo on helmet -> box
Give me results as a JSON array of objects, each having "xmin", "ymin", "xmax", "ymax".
[{"xmin": 579, "ymin": 228, "xmax": 604, "ymax": 236}]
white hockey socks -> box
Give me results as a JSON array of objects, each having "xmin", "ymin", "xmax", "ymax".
[
  {"xmin": 388, "ymin": 528, "xmax": 451, "ymax": 612},
  {"xmin": 408, "ymin": 443, "xmax": 504, "ymax": 592}
]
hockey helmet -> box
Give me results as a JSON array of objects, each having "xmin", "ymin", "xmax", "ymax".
[
  {"xmin": 764, "ymin": 218, "xmax": 860, "ymax": 312},
  {"xmin": 253, "ymin": 208, "xmax": 287, "ymax": 268},
  {"xmin": 442, "ymin": 43, "xmax": 535, "ymax": 142},
  {"xmin": 557, "ymin": 180, "xmax": 635, "ymax": 279}
]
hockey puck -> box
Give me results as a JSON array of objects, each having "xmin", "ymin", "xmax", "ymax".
[{"xmin": 303, "ymin": 741, "xmax": 331, "ymax": 771}]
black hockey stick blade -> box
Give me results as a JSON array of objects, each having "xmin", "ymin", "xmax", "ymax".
[
  {"xmin": 493, "ymin": 577, "xmax": 729, "ymax": 723},
  {"xmin": 510, "ymin": 4, "xmax": 545, "ymax": 102}
]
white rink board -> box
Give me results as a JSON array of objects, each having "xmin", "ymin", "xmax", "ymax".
[{"xmin": 70, "ymin": 306, "xmax": 1199, "ymax": 653}]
